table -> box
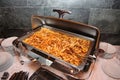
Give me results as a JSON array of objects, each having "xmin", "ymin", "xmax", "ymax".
[{"xmin": 0, "ymin": 42, "xmax": 120, "ymax": 80}]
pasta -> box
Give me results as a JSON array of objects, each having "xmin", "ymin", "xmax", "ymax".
[{"xmin": 23, "ymin": 27, "xmax": 91, "ymax": 66}]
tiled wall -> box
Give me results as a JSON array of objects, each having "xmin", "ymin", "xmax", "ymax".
[{"xmin": 0, "ymin": 0, "xmax": 120, "ymax": 44}]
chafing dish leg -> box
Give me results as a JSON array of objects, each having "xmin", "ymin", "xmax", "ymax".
[{"xmin": 18, "ymin": 52, "xmax": 24, "ymax": 65}]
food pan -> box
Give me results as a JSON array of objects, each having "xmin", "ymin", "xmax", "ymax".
[{"xmin": 13, "ymin": 15, "xmax": 100, "ymax": 74}]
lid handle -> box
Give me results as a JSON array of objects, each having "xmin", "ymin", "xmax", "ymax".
[{"xmin": 53, "ymin": 9, "xmax": 71, "ymax": 18}]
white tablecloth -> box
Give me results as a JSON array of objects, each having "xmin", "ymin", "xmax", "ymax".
[{"xmin": 0, "ymin": 42, "xmax": 120, "ymax": 80}]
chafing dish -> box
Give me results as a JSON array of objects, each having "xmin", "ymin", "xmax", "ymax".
[{"xmin": 13, "ymin": 15, "xmax": 100, "ymax": 80}]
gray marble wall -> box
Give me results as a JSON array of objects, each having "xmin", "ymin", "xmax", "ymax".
[{"xmin": 0, "ymin": 0, "xmax": 120, "ymax": 44}]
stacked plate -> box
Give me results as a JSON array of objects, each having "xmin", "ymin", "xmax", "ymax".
[
  {"xmin": 0, "ymin": 37, "xmax": 18, "ymax": 72},
  {"xmin": 100, "ymin": 42, "xmax": 120, "ymax": 79},
  {"xmin": 0, "ymin": 52, "xmax": 13, "ymax": 72}
]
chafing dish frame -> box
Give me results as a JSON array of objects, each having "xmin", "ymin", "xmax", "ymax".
[{"xmin": 13, "ymin": 15, "xmax": 100, "ymax": 76}]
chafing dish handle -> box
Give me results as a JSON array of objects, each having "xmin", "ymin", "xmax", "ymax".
[
  {"xmin": 40, "ymin": 65, "xmax": 69, "ymax": 80},
  {"xmin": 40, "ymin": 65, "xmax": 79, "ymax": 80},
  {"xmin": 51, "ymin": 59, "xmax": 79, "ymax": 74}
]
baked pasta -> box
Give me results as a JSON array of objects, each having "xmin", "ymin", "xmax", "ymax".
[{"xmin": 23, "ymin": 27, "xmax": 91, "ymax": 66}]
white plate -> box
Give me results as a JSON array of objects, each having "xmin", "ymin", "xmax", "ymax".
[
  {"xmin": 0, "ymin": 52, "xmax": 14, "ymax": 72},
  {"xmin": 99, "ymin": 42, "xmax": 116, "ymax": 59},
  {"xmin": 1, "ymin": 36, "xmax": 18, "ymax": 55},
  {"xmin": 102, "ymin": 57, "xmax": 120, "ymax": 79}
]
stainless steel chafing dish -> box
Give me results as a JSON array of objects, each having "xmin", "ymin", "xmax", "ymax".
[{"xmin": 13, "ymin": 14, "xmax": 100, "ymax": 80}]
